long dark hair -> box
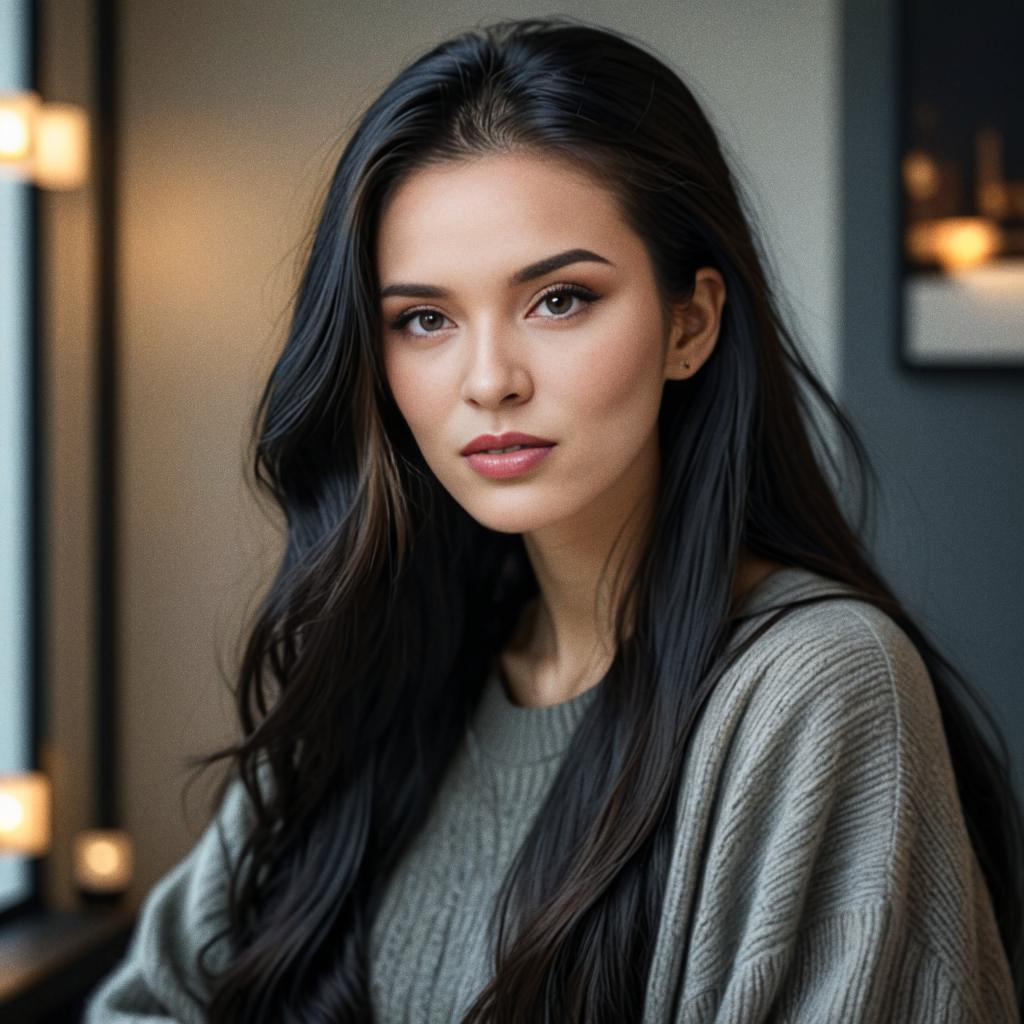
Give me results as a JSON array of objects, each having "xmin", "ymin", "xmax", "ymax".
[{"xmin": 185, "ymin": 16, "xmax": 1024, "ymax": 1020}]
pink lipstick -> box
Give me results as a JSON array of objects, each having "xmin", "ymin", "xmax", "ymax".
[{"xmin": 461, "ymin": 432, "xmax": 556, "ymax": 480}]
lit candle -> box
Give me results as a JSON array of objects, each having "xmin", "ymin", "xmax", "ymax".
[
  {"xmin": 906, "ymin": 216, "xmax": 1003, "ymax": 272},
  {"xmin": 0, "ymin": 89, "xmax": 41, "ymax": 178},
  {"xmin": 0, "ymin": 90, "xmax": 90, "ymax": 188},
  {"xmin": 0, "ymin": 771, "xmax": 51, "ymax": 856},
  {"xmin": 33, "ymin": 101, "xmax": 90, "ymax": 189},
  {"xmin": 73, "ymin": 829, "xmax": 135, "ymax": 895}
]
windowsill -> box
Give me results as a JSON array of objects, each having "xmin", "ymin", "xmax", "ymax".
[{"xmin": 0, "ymin": 905, "xmax": 138, "ymax": 1021}]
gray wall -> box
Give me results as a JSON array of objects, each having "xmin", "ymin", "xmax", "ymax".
[
  {"xmin": 114, "ymin": 0, "xmax": 842, "ymax": 896},
  {"xmin": 841, "ymin": 0, "xmax": 1024, "ymax": 793}
]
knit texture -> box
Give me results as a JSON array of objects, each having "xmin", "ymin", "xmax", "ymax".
[{"xmin": 84, "ymin": 567, "xmax": 1020, "ymax": 1022}]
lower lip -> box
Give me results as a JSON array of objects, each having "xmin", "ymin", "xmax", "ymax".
[{"xmin": 464, "ymin": 445, "xmax": 555, "ymax": 479}]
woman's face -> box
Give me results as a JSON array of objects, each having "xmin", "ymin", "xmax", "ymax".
[{"xmin": 376, "ymin": 151, "xmax": 693, "ymax": 536}]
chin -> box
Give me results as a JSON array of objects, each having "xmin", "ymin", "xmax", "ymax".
[{"xmin": 461, "ymin": 494, "xmax": 572, "ymax": 536}]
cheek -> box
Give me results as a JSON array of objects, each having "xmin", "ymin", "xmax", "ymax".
[
  {"xmin": 565, "ymin": 312, "xmax": 665, "ymax": 425},
  {"xmin": 384, "ymin": 350, "xmax": 447, "ymax": 446}
]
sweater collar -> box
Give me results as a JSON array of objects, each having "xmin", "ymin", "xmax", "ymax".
[
  {"xmin": 468, "ymin": 566, "xmax": 844, "ymax": 766},
  {"xmin": 469, "ymin": 657, "xmax": 601, "ymax": 765}
]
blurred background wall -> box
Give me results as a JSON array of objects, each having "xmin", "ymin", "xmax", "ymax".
[
  {"xmin": 841, "ymin": 0, "xmax": 1024, "ymax": 805},
  {"xmin": 34, "ymin": 0, "xmax": 1020, "ymax": 911},
  {"xmin": 36, "ymin": 0, "xmax": 101, "ymax": 913}
]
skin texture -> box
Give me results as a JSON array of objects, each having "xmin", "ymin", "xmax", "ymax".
[{"xmin": 377, "ymin": 151, "xmax": 782, "ymax": 707}]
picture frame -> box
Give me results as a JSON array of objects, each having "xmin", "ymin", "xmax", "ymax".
[{"xmin": 897, "ymin": 0, "xmax": 1024, "ymax": 369}]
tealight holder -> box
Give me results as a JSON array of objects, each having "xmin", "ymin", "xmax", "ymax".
[{"xmin": 73, "ymin": 828, "xmax": 134, "ymax": 906}]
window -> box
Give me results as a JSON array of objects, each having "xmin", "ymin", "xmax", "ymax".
[{"xmin": 0, "ymin": 0, "xmax": 39, "ymax": 918}]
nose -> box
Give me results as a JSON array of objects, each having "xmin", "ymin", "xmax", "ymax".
[{"xmin": 459, "ymin": 320, "xmax": 533, "ymax": 408}]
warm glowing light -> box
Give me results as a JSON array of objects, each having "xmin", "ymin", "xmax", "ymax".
[
  {"xmin": 74, "ymin": 829, "xmax": 134, "ymax": 892},
  {"xmin": 906, "ymin": 217, "xmax": 1003, "ymax": 272},
  {"xmin": 0, "ymin": 91, "xmax": 89, "ymax": 188},
  {"xmin": 34, "ymin": 102, "xmax": 90, "ymax": 189},
  {"xmin": 0, "ymin": 91, "xmax": 41, "ymax": 175},
  {"xmin": 978, "ymin": 181, "xmax": 1009, "ymax": 218},
  {"xmin": 0, "ymin": 108, "xmax": 30, "ymax": 158},
  {"xmin": 0, "ymin": 793, "xmax": 25, "ymax": 831},
  {"xmin": 85, "ymin": 839, "xmax": 119, "ymax": 874},
  {"xmin": 902, "ymin": 149, "xmax": 941, "ymax": 201},
  {"xmin": 0, "ymin": 772, "xmax": 51, "ymax": 856},
  {"xmin": 976, "ymin": 127, "xmax": 1010, "ymax": 219}
]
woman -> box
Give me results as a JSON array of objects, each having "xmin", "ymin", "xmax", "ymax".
[{"xmin": 87, "ymin": 16, "xmax": 1023, "ymax": 1023}]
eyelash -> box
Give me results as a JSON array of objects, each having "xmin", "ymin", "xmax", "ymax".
[{"xmin": 386, "ymin": 282, "xmax": 602, "ymax": 337}]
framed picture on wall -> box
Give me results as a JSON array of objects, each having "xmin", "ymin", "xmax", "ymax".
[{"xmin": 898, "ymin": 0, "xmax": 1024, "ymax": 368}]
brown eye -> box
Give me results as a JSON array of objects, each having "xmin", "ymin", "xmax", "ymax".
[
  {"xmin": 416, "ymin": 312, "xmax": 445, "ymax": 332},
  {"xmin": 389, "ymin": 307, "xmax": 454, "ymax": 337},
  {"xmin": 543, "ymin": 292, "xmax": 573, "ymax": 314},
  {"xmin": 530, "ymin": 284, "xmax": 601, "ymax": 320}
]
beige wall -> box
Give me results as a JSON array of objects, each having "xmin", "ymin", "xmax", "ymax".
[{"xmin": 44, "ymin": 0, "xmax": 839, "ymax": 902}]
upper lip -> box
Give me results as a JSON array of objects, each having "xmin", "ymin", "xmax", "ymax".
[{"xmin": 461, "ymin": 432, "xmax": 556, "ymax": 455}]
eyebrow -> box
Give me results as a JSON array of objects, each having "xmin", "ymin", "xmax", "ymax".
[{"xmin": 378, "ymin": 247, "xmax": 614, "ymax": 300}]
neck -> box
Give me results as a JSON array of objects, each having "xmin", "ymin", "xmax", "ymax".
[
  {"xmin": 500, "ymin": 429, "xmax": 785, "ymax": 706},
  {"xmin": 501, "ymin": 435, "xmax": 658, "ymax": 708}
]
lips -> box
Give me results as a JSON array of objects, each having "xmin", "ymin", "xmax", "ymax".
[
  {"xmin": 460, "ymin": 432, "xmax": 556, "ymax": 456},
  {"xmin": 464, "ymin": 444, "xmax": 555, "ymax": 479}
]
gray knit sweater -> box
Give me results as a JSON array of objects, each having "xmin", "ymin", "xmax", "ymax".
[{"xmin": 84, "ymin": 567, "xmax": 1020, "ymax": 1022}]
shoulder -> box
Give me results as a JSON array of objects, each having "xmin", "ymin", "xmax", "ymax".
[
  {"xmin": 721, "ymin": 587, "xmax": 937, "ymax": 768},
  {"xmin": 662, "ymin": 585, "xmax": 1018, "ymax": 1018},
  {"xmin": 698, "ymin": 586, "xmax": 973, "ymax": 919},
  {"xmin": 147, "ymin": 769, "xmax": 261, "ymax": 962},
  {"xmin": 84, "ymin": 765, "xmax": 267, "ymax": 1021}
]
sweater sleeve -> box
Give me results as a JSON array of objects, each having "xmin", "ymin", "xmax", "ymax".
[
  {"xmin": 671, "ymin": 602, "xmax": 1020, "ymax": 1024},
  {"xmin": 83, "ymin": 774, "xmax": 254, "ymax": 1023}
]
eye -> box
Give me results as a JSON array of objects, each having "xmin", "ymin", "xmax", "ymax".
[
  {"xmin": 387, "ymin": 308, "xmax": 454, "ymax": 337},
  {"xmin": 385, "ymin": 282, "xmax": 602, "ymax": 339},
  {"xmin": 528, "ymin": 283, "xmax": 601, "ymax": 320}
]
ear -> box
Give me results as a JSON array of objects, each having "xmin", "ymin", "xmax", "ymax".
[{"xmin": 663, "ymin": 267, "xmax": 727, "ymax": 381}]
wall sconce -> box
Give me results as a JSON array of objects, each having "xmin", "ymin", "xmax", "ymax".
[
  {"xmin": 0, "ymin": 89, "xmax": 90, "ymax": 189},
  {"xmin": 73, "ymin": 829, "xmax": 135, "ymax": 901},
  {"xmin": 0, "ymin": 771, "xmax": 52, "ymax": 857}
]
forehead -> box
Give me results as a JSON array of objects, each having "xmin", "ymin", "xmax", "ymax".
[{"xmin": 375, "ymin": 151, "xmax": 640, "ymax": 279}]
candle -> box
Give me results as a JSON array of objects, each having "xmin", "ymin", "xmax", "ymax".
[
  {"xmin": 73, "ymin": 829, "xmax": 135, "ymax": 894},
  {"xmin": 0, "ymin": 771, "xmax": 51, "ymax": 856}
]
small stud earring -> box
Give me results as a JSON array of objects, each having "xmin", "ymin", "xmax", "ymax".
[{"xmin": 683, "ymin": 361, "xmax": 690, "ymax": 369}]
